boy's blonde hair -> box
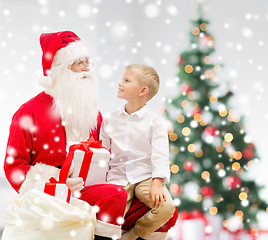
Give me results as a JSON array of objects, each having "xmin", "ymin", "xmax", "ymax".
[{"xmin": 125, "ymin": 64, "xmax": 159, "ymax": 101}]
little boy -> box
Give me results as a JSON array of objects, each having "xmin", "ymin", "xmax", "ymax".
[{"xmin": 100, "ymin": 64, "xmax": 175, "ymax": 240}]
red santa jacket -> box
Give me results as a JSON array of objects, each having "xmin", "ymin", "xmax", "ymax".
[{"xmin": 4, "ymin": 91, "xmax": 102, "ymax": 192}]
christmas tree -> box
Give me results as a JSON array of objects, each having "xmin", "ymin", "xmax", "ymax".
[{"xmin": 165, "ymin": 8, "xmax": 267, "ymax": 231}]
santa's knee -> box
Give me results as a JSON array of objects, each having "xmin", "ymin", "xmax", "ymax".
[{"xmin": 106, "ymin": 184, "xmax": 127, "ymax": 204}]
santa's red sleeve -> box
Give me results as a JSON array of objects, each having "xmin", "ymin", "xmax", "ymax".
[
  {"xmin": 4, "ymin": 106, "xmax": 34, "ymax": 192},
  {"xmin": 92, "ymin": 111, "xmax": 103, "ymax": 141}
]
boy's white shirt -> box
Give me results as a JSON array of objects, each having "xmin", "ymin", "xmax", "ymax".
[{"xmin": 100, "ymin": 105, "xmax": 170, "ymax": 187}]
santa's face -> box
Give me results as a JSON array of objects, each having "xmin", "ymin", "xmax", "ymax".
[
  {"xmin": 70, "ymin": 57, "xmax": 90, "ymax": 73},
  {"xmin": 46, "ymin": 58, "xmax": 99, "ymax": 141}
]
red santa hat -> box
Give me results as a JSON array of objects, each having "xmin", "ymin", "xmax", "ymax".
[{"xmin": 39, "ymin": 31, "xmax": 89, "ymax": 88}]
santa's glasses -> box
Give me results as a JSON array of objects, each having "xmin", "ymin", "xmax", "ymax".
[{"xmin": 72, "ymin": 58, "xmax": 94, "ymax": 68}]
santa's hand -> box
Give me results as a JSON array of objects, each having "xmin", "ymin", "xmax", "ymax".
[{"xmin": 66, "ymin": 177, "xmax": 84, "ymax": 192}]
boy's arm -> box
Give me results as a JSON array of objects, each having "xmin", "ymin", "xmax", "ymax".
[{"xmin": 150, "ymin": 117, "xmax": 170, "ymax": 184}]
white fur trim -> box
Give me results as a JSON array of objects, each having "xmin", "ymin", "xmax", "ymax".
[
  {"xmin": 52, "ymin": 41, "xmax": 89, "ymax": 68},
  {"xmin": 142, "ymin": 232, "xmax": 168, "ymax": 240},
  {"xmin": 95, "ymin": 220, "xmax": 122, "ymax": 238},
  {"xmin": 19, "ymin": 163, "xmax": 60, "ymax": 195},
  {"xmin": 39, "ymin": 75, "xmax": 53, "ymax": 88}
]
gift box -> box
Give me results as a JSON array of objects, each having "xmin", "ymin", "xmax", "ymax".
[
  {"xmin": 35, "ymin": 180, "xmax": 72, "ymax": 203},
  {"xmin": 35, "ymin": 140, "xmax": 75, "ymax": 203},
  {"xmin": 67, "ymin": 137, "xmax": 110, "ymax": 186},
  {"xmin": 168, "ymin": 209, "xmax": 208, "ymax": 240},
  {"xmin": 180, "ymin": 218, "xmax": 206, "ymax": 240}
]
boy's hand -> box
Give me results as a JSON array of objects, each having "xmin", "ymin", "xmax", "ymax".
[{"xmin": 149, "ymin": 178, "xmax": 167, "ymax": 209}]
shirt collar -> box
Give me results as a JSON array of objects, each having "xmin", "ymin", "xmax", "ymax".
[{"xmin": 120, "ymin": 104, "xmax": 148, "ymax": 118}]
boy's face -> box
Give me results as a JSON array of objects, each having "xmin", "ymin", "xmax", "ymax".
[{"xmin": 117, "ymin": 70, "xmax": 143, "ymax": 101}]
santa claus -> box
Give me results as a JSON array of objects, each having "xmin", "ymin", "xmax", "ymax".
[{"xmin": 4, "ymin": 31, "xmax": 178, "ymax": 240}]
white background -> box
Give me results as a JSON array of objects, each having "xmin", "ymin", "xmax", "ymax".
[{"xmin": 0, "ymin": 0, "xmax": 268, "ymax": 229}]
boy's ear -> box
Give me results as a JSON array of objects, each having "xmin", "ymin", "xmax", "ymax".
[{"xmin": 139, "ymin": 86, "xmax": 149, "ymax": 97}]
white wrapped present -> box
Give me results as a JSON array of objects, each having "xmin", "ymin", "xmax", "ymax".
[
  {"xmin": 172, "ymin": 210, "xmax": 209, "ymax": 240},
  {"xmin": 67, "ymin": 138, "xmax": 110, "ymax": 186},
  {"xmin": 181, "ymin": 219, "xmax": 206, "ymax": 240}
]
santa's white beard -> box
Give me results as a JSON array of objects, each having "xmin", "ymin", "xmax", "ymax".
[{"xmin": 46, "ymin": 68, "xmax": 99, "ymax": 141}]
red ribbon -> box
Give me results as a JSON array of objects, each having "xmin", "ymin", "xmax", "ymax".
[
  {"xmin": 222, "ymin": 227, "xmax": 263, "ymax": 240},
  {"xmin": 222, "ymin": 227, "xmax": 243, "ymax": 240},
  {"xmin": 179, "ymin": 209, "xmax": 209, "ymax": 240},
  {"xmin": 44, "ymin": 182, "xmax": 56, "ymax": 197}
]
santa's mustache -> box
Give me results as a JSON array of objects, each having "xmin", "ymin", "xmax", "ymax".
[{"xmin": 74, "ymin": 71, "xmax": 92, "ymax": 80}]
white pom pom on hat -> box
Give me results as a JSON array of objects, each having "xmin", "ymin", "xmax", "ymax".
[{"xmin": 39, "ymin": 75, "xmax": 53, "ymax": 88}]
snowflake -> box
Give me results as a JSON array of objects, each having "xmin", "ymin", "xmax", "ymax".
[
  {"xmin": 116, "ymin": 217, "xmax": 124, "ymax": 225},
  {"xmin": 43, "ymin": 144, "xmax": 49, "ymax": 149},
  {"xmin": 173, "ymin": 198, "xmax": 181, "ymax": 206},
  {"xmin": 93, "ymin": 205, "xmax": 100, "ymax": 213},
  {"xmin": 34, "ymin": 173, "xmax": 41, "ymax": 181},
  {"xmin": 205, "ymin": 225, "xmax": 213, "ymax": 234},
  {"xmin": 167, "ymin": 5, "xmax": 178, "ymax": 16},
  {"xmin": 99, "ymin": 64, "xmax": 113, "ymax": 78},
  {"xmin": 92, "ymin": 8, "xmax": 98, "ymax": 14},
  {"xmin": 98, "ymin": 159, "xmax": 107, "ymax": 168},
  {"xmin": 10, "ymin": 170, "xmax": 25, "ymax": 184},
  {"xmin": 59, "ymin": 10, "xmax": 66, "ymax": 17},
  {"xmin": 131, "ymin": 48, "xmax": 138, "ymax": 54},
  {"xmin": 39, "ymin": 217, "xmax": 56, "ymax": 231},
  {"xmin": 235, "ymin": 44, "xmax": 243, "ymax": 51},
  {"xmin": 54, "ymin": 136, "xmax": 60, "ymax": 142},
  {"xmin": 77, "ymin": 3, "xmax": 92, "ymax": 18},
  {"xmin": 241, "ymin": 199, "xmax": 249, "ymax": 207},
  {"xmin": 245, "ymin": 13, "xmax": 252, "ymax": 20},
  {"xmin": 190, "ymin": 120, "xmax": 198, "ymax": 128},
  {"xmin": 7, "ymin": 146, "xmax": 16, "ymax": 156},
  {"xmin": 218, "ymin": 170, "xmax": 226, "ymax": 178},
  {"xmin": 6, "ymin": 156, "xmax": 14, "ymax": 164},
  {"xmin": 73, "ymin": 191, "xmax": 81, "ymax": 198},
  {"xmin": 100, "ymin": 214, "xmax": 110, "ymax": 223},
  {"xmin": 70, "ymin": 230, "xmax": 77, "ymax": 237},
  {"xmin": 15, "ymin": 63, "xmax": 26, "ymax": 73},
  {"xmin": 37, "ymin": 0, "xmax": 48, "ymax": 6},
  {"xmin": 3, "ymin": 9, "xmax": 10, "ymax": 16},
  {"xmin": 244, "ymin": 135, "xmax": 252, "ymax": 143},
  {"xmin": 145, "ymin": 4, "xmax": 159, "ymax": 18},
  {"xmin": 111, "ymin": 22, "xmax": 128, "ymax": 39},
  {"xmin": 242, "ymin": 27, "xmax": 253, "ymax": 38}
]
